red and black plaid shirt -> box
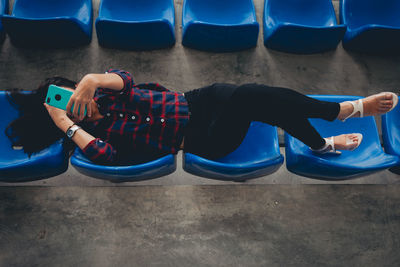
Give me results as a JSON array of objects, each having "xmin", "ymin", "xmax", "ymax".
[{"xmin": 82, "ymin": 69, "xmax": 189, "ymax": 165}]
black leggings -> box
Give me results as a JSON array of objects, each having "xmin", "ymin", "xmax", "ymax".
[{"xmin": 183, "ymin": 83, "xmax": 340, "ymax": 159}]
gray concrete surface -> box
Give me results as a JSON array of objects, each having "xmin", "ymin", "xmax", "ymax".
[
  {"xmin": 1, "ymin": 0, "xmax": 400, "ymax": 266},
  {"xmin": 1, "ymin": 185, "xmax": 400, "ymax": 267}
]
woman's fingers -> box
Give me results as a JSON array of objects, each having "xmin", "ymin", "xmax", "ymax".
[
  {"xmin": 69, "ymin": 96, "xmax": 82, "ymax": 120},
  {"xmin": 68, "ymin": 79, "xmax": 97, "ymax": 119},
  {"xmin": 50, "ymin": 83, "xmax": 95, "ymax": 121},
  {"xmin": 87, "ymin": 101, "xmax": 93, "ymax": 118},
  {"xmin": 66, "ymin": 98, "xmax": 73, "ymax": 116},
  {"xmin": 76, "ymin": 99, "xmax": 91, "ymax": 121},
  {"xmin": 72, "ymin": 99, "xmax": 80, "ymax": 119},
  {"xmin": 78, "ymin": 103, "xmax": 86, "ymax": 121},
  {"xmin": 43, "ymin": 103, "xmax": 57, "ymax": 113},
  {"xmin": 68, "ymin": 98, "xmax": 90, "ymax": 121},
  {"xmin": 43, "ymin": 103, "xmax": 50, "ymax": 112}
]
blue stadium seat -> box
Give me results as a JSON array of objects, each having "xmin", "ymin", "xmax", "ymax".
[
  {"xmin": 1, "ymin": 0, "xmax": 92, "ymax": 47},
  {"xmin": 0, "ymin": 91, "xmax": 69, "ymax": 182},
  {"xmin": 183, "ymin": 122, "xmax": 284, "ymax": 181},
  {"xmin": 285, "ymin": 95, "xmax": 400, "ymax": 180},
  {"xmin": 96, "ymin": 0, "xmax": 175, "ymax": 50},
  {"xmin": 340, "ymin": 0, "xmax": 400, "ymax": 53},
  {"xmin": 264, "ymin": 0, "xmax": 346, "ymax": 54},
  {"xmin": 0, "ymin": 0, "xmax": 8, "ymax": 42},
  {"xmin": 182, "ymin": 0, "xmax": 259, "ymax": 52},
  {"xmin": 70, "ymin": 148, "xmax": 177, "ymax": 182},
  {"xmin": 382, "ymin": 102, "xmax": 400, "ymax": 174}
]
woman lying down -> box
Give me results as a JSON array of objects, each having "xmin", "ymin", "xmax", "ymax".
[{"xmin": 6, "ymin": 69, "xmax": 398, "ymax": 165}]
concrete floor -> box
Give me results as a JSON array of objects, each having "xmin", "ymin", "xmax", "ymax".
[
  {"xmin": 1, "ymin": 186, "xmax": 400, "ymax": 267},
  {"xmin": 1, "ymin": 0, "xmax": 400, "ymax": 266}
]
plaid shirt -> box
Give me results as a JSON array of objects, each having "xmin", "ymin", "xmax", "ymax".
[{"xmin": 82, "ymin": 69, "xmax": 189, "ymax": 165}]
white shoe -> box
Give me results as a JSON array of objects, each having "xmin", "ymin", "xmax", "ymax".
[
  {"xmin": 341, "ymin": 92, "xmax": 398, "ymax": 122},
  {"xmin": 311, "ymin": 133, "xmax": 363, "ymax": 155}
]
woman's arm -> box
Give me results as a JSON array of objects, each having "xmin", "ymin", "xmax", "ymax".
[
  {"xmin": 66, "ymin": 72, "xmax": 125, "ymax": 121},
  {"xmin": 44, "ymin": 103, "xmax": 117, "ymax": 164},
  {"xmin": 44, "ymin": 103, "xmax": 95, "ymax": 149}
]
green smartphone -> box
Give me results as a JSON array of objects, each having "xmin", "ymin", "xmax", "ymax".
[{"xmin": 45, "ymin": 84, "xmax": 87, "ymax": 116}]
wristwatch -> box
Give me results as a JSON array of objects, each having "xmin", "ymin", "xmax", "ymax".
[{"xmin": 66, "ymin": 124, "xmax": 81, "ymax": 139}]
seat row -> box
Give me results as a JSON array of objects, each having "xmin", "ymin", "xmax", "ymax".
[
  {"xmin": 1, "ymin": 91, "xmax": 399, "ymax": 183},
  {"xmin": 1, "ymin": 0, "xmax": 399, "ymax": 53}
]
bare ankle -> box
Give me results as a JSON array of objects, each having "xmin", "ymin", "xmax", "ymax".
[{"xmin": 337, "ymin": 102, "xmax": 353, "ymax": 120}]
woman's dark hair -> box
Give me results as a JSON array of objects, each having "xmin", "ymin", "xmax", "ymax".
[{"xmin": 5, "ymin": 77, "xmax": 77, "ymax": 156}]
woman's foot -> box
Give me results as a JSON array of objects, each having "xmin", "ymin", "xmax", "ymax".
[
  {"xmin": 332, "ymin": 134, "xmax": 361, "ymax": 151},
  {"xmin": 311, "ymin": 133, "xmax": 363, "ymax": 155},
  {"xmin": 337, "ymin": 92, "xmax": 398, "ymax": 121}
]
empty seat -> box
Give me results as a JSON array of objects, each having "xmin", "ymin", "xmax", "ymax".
[
  {"xmin": 285, "ymin": 95, "xmax": 400, "ymax": 180},
  {"xmin": 96, "ymin": 0, "xmax": 175, "ymax": 50},
  {"xmin": 264, "ymin": 0, "xmax": 346, "ymax": 54},
  {"xmin": 182, "ymin": 0, "xmax": 259, "ymax": 52},
  {"xmin": 0, "ymin": 0, "xmax": 8, "ymax": 42},
  {"xmin": 0, "ymin": 91, "xmax": 69, "ymax": 182},
  {"xmin": 70, "ymin": 148, "xmax": 177, "ymax": 182},
  {"xmin": 340, "ymin": 0, "xmax": 400, "ymax": 53},
  {"xmin": 183, "ymin": 122, "xmax": 284, "ymax": 181},
  {"xmin": 382, "ymin": 103, "xmax": 400, "ymax": 174},
  {"xmin": 1, "ymin": 0, "xmax": 92, "ymax": 47}
]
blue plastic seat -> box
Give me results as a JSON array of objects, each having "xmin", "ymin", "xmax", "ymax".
[
  {"xmin": 0, "ymin": 0, "xmax": 8, "ymax": 42},
  {"xmin": 340, "ymin": 0, "xmax": 400, "ymax": 53},
  {"xmin": 264, "ymin": 0, "xmax": 346, "ymax": 54},
  {"xmin": 182, "ymin": 0, "xmax": 259, "ymax": 52},
  {"xmin": 1, "ymin": 0, "xmax": 92, "ymax": 47},
  {"xmin": 183, "ymin": 122, "xmax": 284, "ymax": 181},
  {"xmin": 96, "ymin": 0, "xmax": 175, "ymax": 50},
  {"xmin": 70, "ymin": 148, "xmax": 177, "ymax": 182},
  {"xmin": 285, "ymin": 95, "xmax": 400, "ymax": 180},
  {"xmin": 0, "ymin": 91, "xmax": 69, "ymax": 182},
  {"xmin": 382, "ymin": 102, "xmax": 400, "ymax": 174}
]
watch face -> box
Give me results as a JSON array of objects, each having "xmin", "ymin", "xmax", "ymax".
[
  {"xmin": 66, "ymin": 129, "xmax": 73, "ymax": 138},
  {"xmin": 67, "ymin": 125, "xmax": 80, "ymax": 138}
]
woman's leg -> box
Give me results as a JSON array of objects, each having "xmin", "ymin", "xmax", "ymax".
[
  {"xmin": 225, "ymin": 84, "xmax": 398, "ymax": 150},
  {"xmin": 185, "ymin": 83, "xmax": 395, "ymax": 158},
  {"xmin": 219, "ymin": 84, "xmax": 340, "ymax": 149},
  {"xmin": 230, "ymin": 83, "xmax": 341, "ymax": 122}
]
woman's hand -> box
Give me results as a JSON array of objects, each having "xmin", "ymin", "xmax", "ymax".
[
  {"xmin": 44, "ymin": 103, "xmax": 67, "ymax": 123},
  {"xmin": 66, "ymin": 74, "xmax": 99, "ymax": 121},
  {"xmin": 43, "ymin": 103, "xmax": 73, "ymax": 130}
]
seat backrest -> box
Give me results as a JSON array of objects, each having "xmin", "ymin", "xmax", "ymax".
[
  {"xmin": 266, "ymin": 0, "xmax": 337, "ymax": 27},
  {"xmin": 216, "ymin": 122, "xmax": 281, "ymax": 165},
  {"xmin": 342, "ymin": 0, "xmax": 400, "ymax": 29},
  {"xmin": 12, "ymin": 0, "xmax": 89, "ymax": 18},
  {"xmin": 382, "ymin": 104, "xmax": 400, "ymax": 156},
  {"xmin": 0, "ymin": 91, "xmax": 31, "ymax": 163},
  {"xmin": 0, "ymin": 0, "xmax": 8, "ymax": 30},
  {"xmin": 0, "ymin": 0, "xmax": 7, "ymax": 15},
  {"xmin": 183, "ymin": 0, "xmax": 256, "ymax": 25},
  {"xmin": 99, "ymin": 0, "xmax": 174, "ymax": 21}
]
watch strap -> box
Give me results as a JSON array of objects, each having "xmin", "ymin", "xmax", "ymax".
[
  {"xmin": 66, "ymin": 124, "xmax": 81, "ymax": 138},
  {"xmin": 66, "ymin": 123, "xmax": 77, "ymax": 133}
]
